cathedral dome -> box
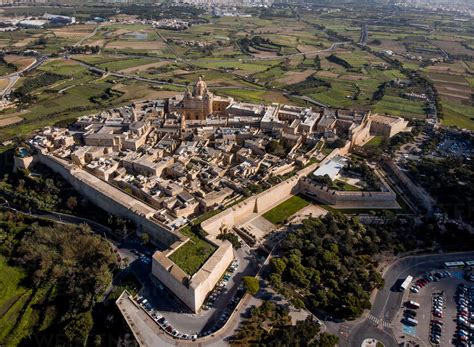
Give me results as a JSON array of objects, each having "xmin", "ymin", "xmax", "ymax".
[{"xmin": 193, "ymin": 76, "xmax": 208, "ymax": 97}]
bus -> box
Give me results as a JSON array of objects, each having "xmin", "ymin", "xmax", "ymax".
[
  {"xmin": 445, "ymin": 261, "xmax": 465, "ymax": 269},
  {"xmin": 405, "ymin": 317, "xmax": 418, "ymax": 326},
  {"xmin": 400, "ymin": 275, "xmax": 413, "ymax": 291},
  {"xmin": 406, "ymin": 300, "xmax": 420, "ymax": 309}
]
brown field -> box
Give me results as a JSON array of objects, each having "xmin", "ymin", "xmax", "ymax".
[
  {"xmin": 427, "ymin": 72, "xmax": 472, "ymax": 104},
  {"xmin": 118, "ymin": 61, "xmax": 171, "ymax": 74},
  {"xmin": 375, "ymin": 40, "xmax": 407, "ymax": 54},
  {"xmin": 0, "ymin": 78, "xmax": 10, "ymax": 90},
  {"xmin": 433, "ymin": 40, "xmax": 473, "ymax": 56},
  {"xmin": 105, "ymin": 40, "xmax": 165, "ymax": 51},
  {"xmin": 262, "ymin": 90, "xmax": 293, "ymax": 104},
  {"xmin": 339, "ymin": 74, "xmax": 368, "ymax": 81},
  {"xmin": 316, "ymin": 70, "xmax": 339, "ymax": 78},
  {"xmin": 85, "ymin": 39, "xmax": 106, "ymax": 47},
  {"xmin": 296, "ymin": 44, "xmax": 320, "ymax": 54},
  {"xmin": 3, "ymin": 55, "xmax": 35, "ymax": 70},
  {"xmin": 114, "ymin": 83, "xmax": 179, "ymax": 101},
  {"xmin": 277, "ymin": 69, "xmax": 316, "ymax": 84},
  {"xmin": 0, "ymin": 116, "xmax": 23, "ymax": 127},
  {"xmin": 12, "ymin": 37, "xmax": 35, "ymax": 47},
  {"xmin": 426, "ymin": 62, "xmax": 470, "ymax": 75},
  {"xmin": 52, "ymin": 29, "xmax": 95, "ymax": 39}
]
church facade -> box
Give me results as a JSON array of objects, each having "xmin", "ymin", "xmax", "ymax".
[{"xmin": 168, "ymin": 77, "xmax": 233, "ymax": 121}]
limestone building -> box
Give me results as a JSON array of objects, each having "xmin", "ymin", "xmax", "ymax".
[{"xmin": 168, "ymin": 77, "xmax": 233, "ymax": 121}]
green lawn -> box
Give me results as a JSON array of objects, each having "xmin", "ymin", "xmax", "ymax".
[
  {"xmin": 366, "ymin": 136, "xmax": 383, "ymax": 147},
  {"xmin": 262, "ymin": 195, "xmax": 311, "ymax": 225},
  {"xmin": 332, "ymin": 180, "xmax": 361, "ymax": 191},
  {"xmin": 169, "ymin": 226, "xmax": 217, "ymax": 275}
]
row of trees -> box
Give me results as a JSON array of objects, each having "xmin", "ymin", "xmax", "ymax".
[{"xmin": 64, "ymin": 45, "xmax": 101, "ymax": 54}]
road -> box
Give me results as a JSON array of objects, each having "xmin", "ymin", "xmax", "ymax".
[
  {"xmin": 0, "ymin": 55, "xmax": 48, "ymax": 98},
  {"xmin": 359, "ymin": 24, "xmax": 368, "ymax": 46},
  {"xmin": 342, "ymin": 251, "xmax": 474, "ymax": 347},
  {"xmin": 0, "ymin": 198, "xmax": 138, "ymax": 263}
]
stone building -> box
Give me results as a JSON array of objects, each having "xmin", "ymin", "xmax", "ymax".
[{"xmin": 169, "ymin": 77, "xmax": 233, "ymax": 121}]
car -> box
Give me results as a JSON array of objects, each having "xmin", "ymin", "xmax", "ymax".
[
  {"xmin": 411, "ymin": 286, "xmax": 420, "ymax": 293},
  {"xmin": 432, "ymin": 319, "xmax": 444, "ymax": 325},
  {"xmin": 433, "ymin": 311, "xmax": 443, "ymax": 318},
  {"xmin": 191, "ymin": 334, "xmax": 197, "ymax": 340}
]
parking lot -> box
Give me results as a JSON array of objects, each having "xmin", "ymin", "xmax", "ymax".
[
  {"xmin": 394, "ymin": 269, "xmax": 474, "ymax": 346},
  {"xmin": 127, "ymin": 240, "xmax": 259, "ymax": 340}
]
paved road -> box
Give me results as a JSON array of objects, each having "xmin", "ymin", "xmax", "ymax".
[
  {"xmin": 0, "ymin": 55, "xmax": 48, "ymax": 97},
  {"xmin": 0, "ymin": 199, "xmax": 138, "ymax": 263},
  {"xmin": 343, "ymin": 251, "xmax": 474, "ymax": 347}
]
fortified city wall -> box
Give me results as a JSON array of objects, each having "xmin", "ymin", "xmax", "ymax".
[
  {"xmin": 35, "ymin": 150, "xmax": 181, "ymax": 247},
  {"xmin": 298, "ymin": 177, "xmax": 398, "ymax": 208},
  {"xmin": 151, "ymin": 241, "xmax": 234, "ymax": 312},
  {"xmin": 35, "ymin": 149, "xmax": 234, "ymax": 313}
]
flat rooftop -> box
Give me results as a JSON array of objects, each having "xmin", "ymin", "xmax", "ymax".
[{"xmin": 313, "ymin": 155, "xmax": 348, "ymax": 180}]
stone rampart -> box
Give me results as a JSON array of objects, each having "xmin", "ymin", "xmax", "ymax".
[
  {"xmin": 35, "ymin": 150, "xmax": 180, "ymax": 247},
  {"xmin": 298, "ymin": 177, "xmax": 398, "ymax": 208}
]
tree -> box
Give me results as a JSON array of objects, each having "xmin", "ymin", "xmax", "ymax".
[
  {"xmin": 318, "ymin": 332, "xmax": 339, "ymax": 346},
  {"xmin": 140, "ymin": 232, "xmax": 150, "ymax": 245},
  {"xmin": 63, "ymin": 311, "xmax": 93, "ymax": 345},
  {"xmin": 66, "ymin": 196, "xmax": 78, "ymax": 210},
  {"xmin": 314, "ymin": 55, "xmax": 321, "ymax": 70},
  {"xmin": 242, "ymin": 276, "xmax": 260, "ymax": 296},
  {"xmin": 270, "ymin": 257, "xmax": 286, "ymax": 274}
]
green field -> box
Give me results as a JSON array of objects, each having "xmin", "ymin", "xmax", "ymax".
[
  {"xmin": 441, "ymin": 101, "xmax": 474, "ymax": 131},
  {"xmin": 262, "ymin": 195, "xmax": 311, "ymax": 225},
  {"xmin": 169, "ymin": 226, "xmax": 217, "ymax": 275},
  {"xmin": 373, "ymin": 95, "xmax": 426, "ymax": 119},
  {"xmin": 0, "ymin": 255, "xmax": 42, "ymax": 346}
]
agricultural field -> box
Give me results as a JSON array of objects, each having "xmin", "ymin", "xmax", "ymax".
[
  {"xmin": 0, "ymin": 3, "xmax": 472, "ymax": 142},
  {"xmin": 373, "ymin": 95, "xmax": 427, "ymax": 119}
]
